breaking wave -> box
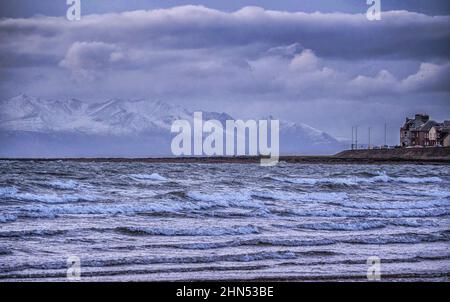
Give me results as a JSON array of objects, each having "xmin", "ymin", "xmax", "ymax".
[
  {"xmin": 45, "ymin": 180, "xmax": 79, "ymax": 190},
  {"xmin": 0, "ymin": 229, "xmax": 67, "ymax": 238},
  {"xmin": 187, "ymin": 191, "xmax": 265, "ymax": 208},
  {"xmin": 129, "ymin": 173, "xmax": 167, "ymax": 181},
  {"xmin": 0, "ymin": 214, "xmax": 17, "ymax": 223},
  {"xmin": 294, "ymin": 219, "xmax": 439, "ymax": 231},
  {"xmin": 272, "ymin": 173, "xmax": 443, "ymax": 186},
  {"xmin": 12, "ymin": 192, "xmax": 99, "ymax": 204},
  {"xmin": 16, "ymin": 201, "xmax": 204, "ymax": 218},
  {"xmin": 335, "ymin": 199, "xmax": 450, "ymax": 210},
  {"xmin": 0, "ymin": 187, "xmax": 18, "ymax": 197},
  {"xmin": 116, "ymin": 225, "xmax": 260, "ymax": 236},
  {"xmin": 343, "ymin": 231, "xmax": 450, "ymax": 245},
  {"xmin": 297, "ymin": 220, "xmax": 386, "ymax": 231},
  {"xmin": 1, "ymin": 186, "xmax": 100, "ymax": 204},
  {"xmin": 282, "ymin": 207, "xmax": 450, "ymax": 218}
]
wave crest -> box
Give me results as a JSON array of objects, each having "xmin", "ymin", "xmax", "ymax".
[
  {"xmin": 116, "ymin": 225, "xmax": 260, "ymax": 236},
  {"xmin": 129, "ymin": 173, "xmax": 167, "ymax": 181}
]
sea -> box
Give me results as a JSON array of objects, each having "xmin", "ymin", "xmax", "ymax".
[{"xmin": 0, "ymin": 160, "xmax": 449, "ymax": 281}]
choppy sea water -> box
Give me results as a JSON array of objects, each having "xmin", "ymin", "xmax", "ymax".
[{"xmin": 0, "ymin": 160, "xmax": 449, "ymax": 281}]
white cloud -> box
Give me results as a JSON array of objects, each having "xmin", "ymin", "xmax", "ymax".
[
  {"xmin": 289, "ymin": 49, "xmax": 319, "ymax": 71},
  {"xmin": 401, "ymin": 63, "xmax": 450, "ymax": 92},
  {"xmin": 60, "ymin": 41, "xmax": 122, "ymax": 70}
]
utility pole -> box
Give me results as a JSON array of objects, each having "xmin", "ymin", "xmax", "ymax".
[
  {"xmin": 355, "ymin": 126, "xmax": 358, "ymax": 150},
  {"xmin": 384, "ymin": 122, "xmax": 387, "ymax": 147},
  {"xmin": 351, "ymin": 126, "xmax": 354, "ymax": 150},
  {"xmin": 368, "ymin": 127, "xmax": 371, "ymax": 149}
]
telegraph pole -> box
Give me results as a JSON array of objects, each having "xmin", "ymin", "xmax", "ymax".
[
  {"xmin": 368, "ymin": 127, "xmax": 371, "ymax": 149},
  {"xmin": 384, "ymin": 123, "xmax": 387, "ymax": 147},
  {"xmin": 351, "ymin": 126, "xmax": 354, "ymax": 150}
]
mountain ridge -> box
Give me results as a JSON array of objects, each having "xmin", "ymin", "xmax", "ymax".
[{"xmin": 0, "ymin": 94, "xmax": 345, "ymax": 156}]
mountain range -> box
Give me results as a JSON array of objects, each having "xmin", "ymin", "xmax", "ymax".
[{"xmin": 0, "ymin": 94, "xmax": 345, "ymax": 157}]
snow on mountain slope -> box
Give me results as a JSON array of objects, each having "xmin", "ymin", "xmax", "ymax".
[
  {"xmin": 280, "ymin": 120, "xmax": 338, "ymax": 144},
  {"xmin": 86, "ymin": 99, "xmax": 194, "ymax": 134},
  {"xmin": 0, "ymin": 94, "xmax": 89, "ymax": 133},
  {"xmin": 0, "ymin": 94, "xmax": 344, "ymax": 156}
]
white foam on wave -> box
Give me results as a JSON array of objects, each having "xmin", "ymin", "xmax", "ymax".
[
  {"xmin": 188, "ymin": 190, "xmax": 347, "ymax": 206},
  {"xmin": 298, "ymin": 220, "xmax": 386, "ymax": 231},
  {"xmin": 14, "ymin": 192, "xmax": 99, "ymax": 204},
  {"xmin": 251, "ymin": 190, "xmax": 301, "ymax": 201},
  {"xmin": 271, "ymin": 176, "xmax": 358, "ymax": 185},
  {"xmin": 47, "ymin": 180, "xmax": 79, "ymax": 189},
  {"xmin": 1, "ymin": 186, "xmax": 98, "ymax": 204},
  {"xmin": 0, "ymin": 213, "xmax": 17, "ymax": 223},
  {"xmin": 187, "ymin": 191, "xmax": 264, "ymax": 209},
  {"xmin": 17, "ymin": 200, "xmax": 203, "ymax": 218},
  {"xmin": 337, "ymin": 198, "xmax": 450, "ymax": 210},
  {"xmin": 295, "ymin": 218, "xmax": 439, "ymax": 231},
  {"xmin": 0, "ymin": 229, "xmax": 67, "ymax": 237},
  {"xmin": 251, "ymin": 190, "xmax": 349, "ymax": 204},
  {"xmin": 129, "ymin": 173, "xmax": 167, "ymax": 181},
  {"xmin": 382, "ymin": 187, "xmax": 450, "ymax": 199},
  {"xmin": 369, "ymin": 173, "xmax": 443, "ymax": 184},
  {"xmin": 343, "ymin": 231, "xmax": 449, "ymax": 245},
  {"xmin": 414, "ymin": 188, "xmax": 450, "ymax": 198},
  {"xmin": 270, "ymin": 176, "xmax": 320, "ymax": 185},
  {"xmin": 272, "ymin": 172, "xmax": 443, "ymax": 186},
  {"xmin": 395, "ymin": 176, "xmax": 443, "ymax": 184},
  {"xmin": 290, "ymin": 207, "xmax": 450, "ymax": 218},
  {"xmin": 302, "ymin": 192, "xmax": 348, "ymax": 202},
  {"xmin": 0, "ymin": 187, "xmax": 18, "ymax": 197},
  {"xmin": 390, "ymin": 219, "xmax": 439, "ymax": 228},
  {"xmin": 117, "ymin": 224, "xmax": 260, "ymax": 236}
]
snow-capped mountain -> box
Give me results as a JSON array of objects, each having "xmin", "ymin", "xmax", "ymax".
[
  {"xmin": 0, "ymin": 94, "xmax": 344, "ymax": 157},
  {"xmin": 0, "ymin": 94, "xmax": 189, "ymax": 135}
]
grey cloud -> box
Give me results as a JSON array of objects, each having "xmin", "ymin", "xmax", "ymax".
[
  {"xmin": 1, "ymin": 6, "xmax": 449, "ymax": 64},
  {"xmin": 0, "ymin": 5, "xmax": 449, "ymax": 142}
]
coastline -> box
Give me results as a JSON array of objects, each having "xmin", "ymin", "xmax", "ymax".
[
  {"xmin": 0, "ymin": 155, "xmax": 449, "ymax": 165},
  {"xmin": 1, "ymin": 147, "xmax": 449, "ymax": 165}
]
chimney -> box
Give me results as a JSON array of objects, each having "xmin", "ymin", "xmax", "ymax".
[{"xmin": 415, "ymin": 114, "xmax": 429, "ymax": 123}]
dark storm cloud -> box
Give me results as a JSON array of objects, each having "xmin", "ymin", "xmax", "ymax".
[
  {"xmin": 1, "ymin": 6, "xmax": 449, "ymax": 63},
  {"xmin": 2, "ymin": 0, "xmax": 450, "ymax": 18}
]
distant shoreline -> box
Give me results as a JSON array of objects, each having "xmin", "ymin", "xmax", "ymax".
[
  {"xmin": 1, "ymin": 147, "xmax": 449, "ymax": 165},
  {"xmin": 1, "ymin": 155, "xmax": 449, "ymax": 165}
]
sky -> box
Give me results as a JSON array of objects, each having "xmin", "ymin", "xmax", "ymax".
[{"xmin": 0, "ymin": 0, "xmax": 449, "ymax": 144}]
